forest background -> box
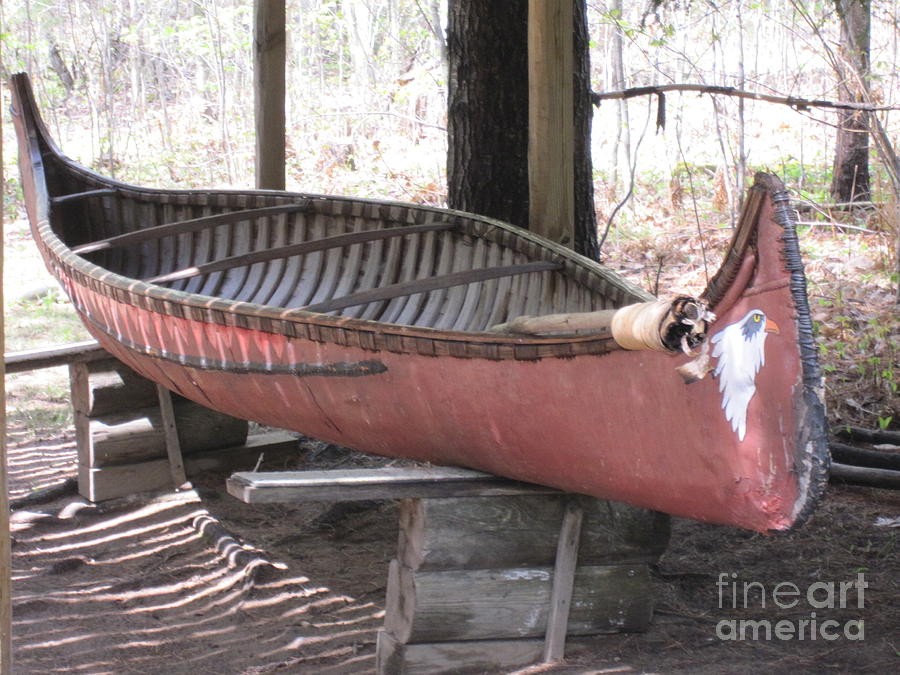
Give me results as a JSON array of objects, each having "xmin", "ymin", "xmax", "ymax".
[{"xmin": 0, "ymin": 0, "xmax": 897, "ymax": 433}]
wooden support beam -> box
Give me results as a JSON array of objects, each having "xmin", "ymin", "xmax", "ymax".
[
  {"xmin": 156, "ymin": 384, "xmax": 188, "ymax": 488},
  {"xmin": 254, "ymin": 0, "xmax": 287, "ymax": 190},
  {"xmin": 5, "ymin": 340, "xmax": 106, "ymax": 374},
  {"xmin": 528, "ymin": 0, "xmax": 574, "ymax": 249},
  {"xmin": 228, "ymin": 467, "xmax": 558, "ymax": 503}
]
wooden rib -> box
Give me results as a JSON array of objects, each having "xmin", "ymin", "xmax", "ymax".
[
  {"xmin": 483, "ymin": 247, "xmax": 517, "ymax": 328},
  {"xmin": 361, "ymin": 226, "xmax": 404, "ymax": 320},
  {"xmin": 296, "ymin": 212, "xmax": 342, "ymax": 307},
  {"xmin": 144, "ymin": 221, "xmax": 457, "ymax": 286},
  {"xmin": 339, "ymin": 233, "xmax": 382, "ymax": 319},
  {"xmin": 435, "ymin": 236, "xmax": 476, "ymax": 330},
  {"xmin": 403, "ymin": 232, "xmax": 453, "ymax": 327},
  {"xmin": 185, "ymin": 206, "xmax": 216, "ymax": 295},
  {"xmin": 50, "ymin": 188, "xmax": 117, "ymax": 205},
  {"xmin": 283, "ymin": 213, "xmax": 327, "ymax": 308},
  {"xmin": 270, "ymin": 213, "xmax": 313, "ymax": 308},
  {"xmin": 301, "ymin": 261, "xmax": 562, "ymax": 314},
  {"xmin": 198, "ymin": 207, "xmax": 235, "ymax": 298},
  {"xmin": 380, "ymin": 228, "xmax": 423, "ymax": 324},
  {"xmin": 468, "ymin": 240, "xmax": 504, "ymax": 330},
  {"xmin": 234, "ymin": 208, "xmax": 272, "ymax": 302},
  {"xmin": 218, "ymin": 213, "xmax": 253, "ymax": 300},
  {"xmin": 452, "ymin": 238, "xmax": 490, "ymax": 331},
  {"xmin": 71, "ymin": 203, "xmax": 309, "ymax": 255},
  {"xmin": 396, "ymin": 230, "xmax": 439, "ymax": 325},
  {"xmin": 249, "ymin": 210, "xmax": 290, "ymax": 305}
]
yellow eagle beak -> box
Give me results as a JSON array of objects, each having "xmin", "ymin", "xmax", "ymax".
[{"xmin": 765, "ymin": 318, "xmax": 780, "ymax": 334}]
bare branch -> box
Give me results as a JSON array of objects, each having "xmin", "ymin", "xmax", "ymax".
[{"xmin": 592, "ymin": 84, "xmax": 899, "ymax": 112}]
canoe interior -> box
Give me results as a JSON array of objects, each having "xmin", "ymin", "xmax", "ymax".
[{"xmin": 40, "ymin": 163, "xmax": 649, "ymax": 336}]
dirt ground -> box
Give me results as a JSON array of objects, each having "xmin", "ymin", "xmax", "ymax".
[{"xmin": 5, "ymin": 421, "xmax": 898, "ymax": 675}]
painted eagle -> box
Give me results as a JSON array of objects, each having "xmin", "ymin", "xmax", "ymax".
[{"xmin": 711, "ymin": 309, "xmax": 780, "ymax": 441}]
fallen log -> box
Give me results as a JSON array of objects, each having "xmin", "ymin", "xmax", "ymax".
[
  {"xmin": 830, "ymin": 462, "xmax": 900, "ymax": 490},
  {"xmin": 835, "ymin": 426, "xmax": 900, "ymax": 446},
  {"xmin": 830, "ymin": 441, "xmax": 900, "ymax": 472}
]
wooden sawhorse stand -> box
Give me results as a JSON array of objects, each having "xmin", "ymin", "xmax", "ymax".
[
  {"xmin": 6, "ymin": 340, "xmax": 298, "ymax": 502},
  {"xmin": 228, "ymin": 467, "xmax": 670, "ymax": 673}
]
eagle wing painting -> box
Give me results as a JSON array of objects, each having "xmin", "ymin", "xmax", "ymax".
[{"xmin": 711, "ymin": 309, "xmax": 780, "ymax": 440}]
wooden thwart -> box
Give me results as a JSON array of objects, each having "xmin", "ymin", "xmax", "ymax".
[
  {"xmin": 50, "ymin": 188, "xmax": 117, "ymax": 206},
  {"xmin": 72, "ymin": 203, "xmax": 311, "ymax": 255},
  {"xmin": 301, "ymin": 261, "xmax": 562, "ymax": 314},
  {"xmin": 145, "ymin": 220, "xmax": 458, "ymax": 285}
]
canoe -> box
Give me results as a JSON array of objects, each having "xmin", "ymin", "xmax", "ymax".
[{"xmin": 11, "ymin": 72, "xmax": 828, "ymax": 532}]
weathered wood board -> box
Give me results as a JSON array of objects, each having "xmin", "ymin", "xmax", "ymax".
[
  {"xmin": 384, "ymin": 561, "xmax": 653, "ymax": 643},
  {"xmin": 397, "ymin": 494, "xmax": 670, "ymax": 570}
]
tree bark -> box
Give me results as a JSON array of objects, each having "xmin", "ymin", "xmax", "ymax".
[
  {"xmin": 831, "ymin": 0, "xmax": 871, "ymax": 202},
  {"xmin": 573, "ymin": 0, "xmax": 599, "ymax": 260},
  {"xmin": 447, "ymin": 0, "xmax": 530, "ymax": 228}
]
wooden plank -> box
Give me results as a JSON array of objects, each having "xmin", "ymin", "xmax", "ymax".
[
  {"xmin": 82, "ymin": 432, "xmax": 298, "ymax": 502},
  {"xmin": 376, "ymin": 630, "xmax": 543, "ymax": 675},
  {"xmin": 302, "ymin": 261, "xmax": 562, "ymax": 314},
  {"xmin": 528, "ymin": 0, "xmax": 574, "ymax": 248},
  {"xmin": 384, "ymin": 561, "xmax": 653, "ymax": 643},
  {"xmin": 543, "ymin": 499, "xmax": 584, "ymax": 662},
  {"xmin": 255, "ymin": 0, "xmax": 286, "ymax": 189},
  {"xmin": 397, "ymin": 495, "xmax": 670, "ymax": 571},
  {"xmin": 227, "ymin": 467, "xmax": 559, "ymax": 503},
  {"xmin": 156, "ymin": 384, "xmax": 188, "ymax": 487},
  {"xmin": 71, "ymin": 204, "xmax": 308, "ymax": 255},
  {"xmin": 5, "ymin": 340, "xmax": 107, "ymax": 374},
  {"xmin": 145, "ymin": 221, "xmax": 457, "ymax": 285}
]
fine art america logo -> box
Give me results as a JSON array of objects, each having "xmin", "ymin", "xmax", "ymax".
[{"xmin": 716, "ymin": 572, "xmax": 867, "ymax": 641}]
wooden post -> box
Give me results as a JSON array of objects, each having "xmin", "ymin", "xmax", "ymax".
[
  {"xmin": 0, "ymin": 78, "xmax": 12, "ymax": 675},
  {"xmin": 254, "ymin": 0, "xmax": 287, "ymax": 190},
  {"xmin": 528, "ymin": 0, "xmax": 574, "ymax": 249},
  {"xmin": 155, "ymin": 384, "xmax": 188, "ymax": 488},
  {"xmin": 543, "ymin": 498, "xmax": 583, "ymax": 662}
]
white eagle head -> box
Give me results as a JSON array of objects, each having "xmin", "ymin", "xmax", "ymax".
[{"xmin": 711, "ymin": 309, "xmax": 780, "ymax": 441}]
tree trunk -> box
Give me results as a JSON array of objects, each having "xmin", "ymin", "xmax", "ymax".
[
  {"xmin": 831, "ymin": 0, "xmax": 871, "ymax": 202},
  {"xmin": 447, "ymin": 0, "xmax": 530, "ymax": 228},
  {"xmin": 447, "ymin": 0, "xmax": 597, "ymax": 257}
]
